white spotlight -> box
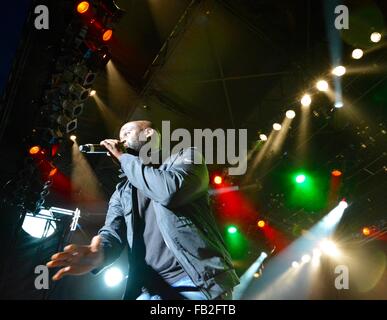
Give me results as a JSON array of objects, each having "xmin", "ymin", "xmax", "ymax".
[
  {"xmin": 332, "ymin": 66, "xmax": 346, "ymax": 77},
  {"xmin": 273, "ymin": 123, "xmax": 282, "ymax": 131},
  {"xmin": 301, "ymin": 94, "xmax": 312, "ymax": 107},
  {"xmin": 259, "ymin": 134, "xmax": 268, "ymax": 141},
  {"xmin": 334, "ymin": 101, "xmax": 344, "ymax": 108},
  {"xmin": 316, "ymin": 80, "xmax": 329, "ymax": 92},
  {"xmin": 313, "ymin": 248, "xmax": 322, "ymax": 257},
  {"xmin": 312, "ymin": 248, "xmax": 322, "ymax": 266},
  {"xmin": 319, "ymin": 239, "xmax": 340, "ymax": 257},
  {"xmin": 89, "ymin": 90, "xmax": 96, "ymax": 96},
  {"xmin": 286, "ymin": 110, "xmax": 296, "ymax": 119},
  {"xmin": 104, "ymin": 267, "xmax": 124, "ymax": 287},
  {"xmin": 292, "ymin": 261, "xmax": 300, "ymax": 268},
  {"xmin": 352, "ymin": 49, "xmax": 363, "ymax": 59},
  {"xmin": 70, "ymin": 135, "xmax": 77, "ymax": 142},
  {"xmin": 370, "ymin": 32, "xmax": 382, "ymax": 43},
  {"xmin": 22, "ymin": 209, "xmax": 56, "ymax": 239},
  {"xmin": 338, "ymin": 200, "xmax": 348, "ymax": 209},
  {"xmin": 301, "ymin": 254, "xmax": 311, "ymax": 263},
  {"xmin": 323, "ymin": 200, "xmax": 348, "ymax": 228}
]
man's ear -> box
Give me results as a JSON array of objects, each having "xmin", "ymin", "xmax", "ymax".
[{"xmin": 144, "ymin": 127, "xmax": 154, "ymax": 138}]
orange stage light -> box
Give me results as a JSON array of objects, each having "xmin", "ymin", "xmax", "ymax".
[
  {"xmin": 102, "ymin": 29, "xmax": 113, "ymax": 41},
  {"xmin": 29, "ymin": 146, "xmax": 41, "ymax": 155},
  {"xmin": 77, "ymin": 1, "xmax": 90, "ymax": 14},
  {"xmin": 362, "ymin": 227, "xmax": 371, "ymax": 236},
  {"xmin": 257, "ymin": 220, "xmax": 266, "ymax": 228},
  {"xmin": 332, "ymin": 170, "xmax": 342, "ymax": 177},
  {"xmin": 213, "ymin": 176, "xmax": 222, "ymax": 185}
]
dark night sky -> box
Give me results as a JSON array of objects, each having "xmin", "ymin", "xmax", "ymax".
[{"xmin": 0, "ymin": 0, "xmax": 31, "ymax": 96}]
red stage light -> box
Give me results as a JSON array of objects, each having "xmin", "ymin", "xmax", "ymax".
[
  {"xmin": 213, "ymin": 175, "xmax": 222, "ymax": 185},
  {"xmin": 77, "ymin": 1, "xmax": 90, "ymax": 14},
  {"xmin": 332, "ymin": 170, "xmax": 342, "ymax": 177},
  {"xmin": 29, "ymin": 146, "xmax": 41, "ymax": 155},
  {"xmin": 102, "ymin": 29, "xmax": 113, "ymax": 41},
  {"xmin": 257, "ymin": 220, "xmax": 266, "ymax": 228},
  {"xmin": 49, "ymin": 167, "xmax": 58, "ymax": 177},
  {"xmin": 362, "ymin": 227, "xmax": 371, "ymax": 236}
]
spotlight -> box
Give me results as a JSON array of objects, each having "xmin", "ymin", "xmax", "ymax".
[
  {"xmin": 285, "ymin": 110, "xmax": 296, "ymax": 119},
  {"xmin": 56, "ymin": 114, "xmax": 78, "ymax": 133},
  {"xmin": 319, "ymin": 239, "xmax": 340, "ymax": 257},
  {"xmin": 87, "ymin": 46, "xmax": 111, "ymax": 69},
  {"xmin": 295, "ymin": 174, "xmax": 306, "ymax": 184},
  {"xmin": 332, "ymin": 66, "xmax": 346, "ymax": 77},
  {"xmin": 301, "ymin": 254, "xmax": 311, "ymax": 263},
  {"xmin": 253, "ymin": 272, "xmax": 260, "ymax": 278},
  {"xmin": 102, "ymin": 29, "xmax": 113, "ymax": 42},
  {"xmin": 227, "ymin": 226, "xmax": 238, "ymax": 234},
  {"xmin": 70, "ymin": 135, "xmax": 77, "ymax": 142},
  {"xmin": 29, "ymin": 146, "xmax": 41, "ymax": 155},
  {"xmin": 370, "ymin": 32, "xmax": 382, "ymax": 43},
  {"xmin": 331, "ymin": 170, "xmax": 342, "ymax": 177},
  {"xmin": 76, "ymin": 1, "xmax": 90, "ymax": 14},
  {"xmin": 352, "ymin": 48, "xmax": 363, "ymax": 59},
  {"xmin": 312, "ymin": 249, "xmax": 321, "ymax": 266},
  {"xmin": 316, "ymin": 80, "xmax": 329, "ymax": 92},
  {"xmin": 313, "ymin": 248, "xmax": 322, "ymax": 257},
  {"xmin": 301, "ymin": 94, "xmax": 312, "ymax": 107},
  {"xmin": 291, "ymin": 261, "xmax": 299, "ymax": 268},
  {"xmin": 69, "ymin": 83, "xmax": 90, "ymax": 101},
  {"xmin": 22, "ymin": 209, "xmax": 56, "ymax": 239},
  {"xmin": 72, "ymin": 64, "xmax": 97, "ymax": 86},
  {"xmin": 362, "ymin": 227, "xmax": 371, "ymax": 236},
  {"xmin": 63, "ymin": 100, "xmax": 84, "ymax": 118},
  {"xmin": 90, "ymin": 90, "xmax": 96, "ymax": 96},
  {"xmin": 338, "ymin": 200, "xmax": 348, "ymax": 209},
  {"xmin": 334, "ymin": 101, "xmax": 344, "ymax": 108},
  {"xmin": 273, "ymin": 123, "xmax": 282, "ymax": 131},
  {"xmin": 104, "ymin": 267, "xmax": 124, "ymax": 287},
  {"xmin": 257, "ymin": 220, "xmax": 266, "ymax": 228},
  {"xmin": 213, "ymin": 175, "xmax": 222, "ymax": 185},
  {"xmin": 259, "ymin": 134, "xmax": 268, "ymax": 141},
  {"xmin": 49, "ymin": 167, "xmax": 58, "ymax": 177}
]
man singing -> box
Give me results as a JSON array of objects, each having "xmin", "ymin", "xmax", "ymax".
[{"xmin": 47, "ymin": 120, "xmax": 239, "ymax": 300}]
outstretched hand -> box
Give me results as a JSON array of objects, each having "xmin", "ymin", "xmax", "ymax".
[{"xmin": 46, "ymin": 235, "xmax": 104, "ymax": 281}]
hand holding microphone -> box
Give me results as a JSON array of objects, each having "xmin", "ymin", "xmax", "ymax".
[
  {"xmin": 99, "ymin": 139, "xmax": 126, "ymax": 159},
  {"xmin": 79, "ymin": 140, "xmax": 137, "ymax": 160}
]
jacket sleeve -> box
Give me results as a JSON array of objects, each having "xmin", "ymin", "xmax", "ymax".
[
  {"xmin": 119, "ymin": 147, "xmax": 208, "ymax": 208},
  {"xmin": 92, "ymin": 189, "xmax": 127, "ymax": 274}
]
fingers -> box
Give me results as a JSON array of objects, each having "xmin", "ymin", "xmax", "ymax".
[
  {"xmin": 50, "ymin": 252, "xmax": 74, "ymax": 262},
  {"xmin": 46, "ymin": 260, "xmax": 69, "ymax": 268},
  {"xmin": 90, "ymin": 235, "xmax": 102, "ymax": 253},
  {"xmin": 64, "ymin": 244, "xmax": 78, "ymax": 252},
  {"xmin": 52, "ymin": 266, "xmax": 72, "ymax": 281},
  {"xmin": 47, "ymin": 244, "xmax": 81, "ymax": 267},
  {"xmin": 100, "ymin": 139, "xmax": 119, "ymax": 148}
]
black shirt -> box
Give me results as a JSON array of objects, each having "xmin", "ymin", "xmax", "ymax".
[{"xmin": 137, "ymin": 189, "xmax": 187, "ymax": 285}]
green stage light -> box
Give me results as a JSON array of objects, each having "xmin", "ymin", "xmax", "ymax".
[
  {"xmin": 296, "ymin": 174, "xmax": 306, "ymax": 184},
  {"xmin": 227, "ymin": 226, "xmax": 238, "ymax": 234}
]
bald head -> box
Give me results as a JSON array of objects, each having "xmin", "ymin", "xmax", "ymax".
[{"xmin": 119, "ymin": 120, "xmax": 158, "ymax": 152}]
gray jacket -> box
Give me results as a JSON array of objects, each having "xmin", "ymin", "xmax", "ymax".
[{"xmin": 97, "ymin": 147, "xmax": 239, "ymax": 299}]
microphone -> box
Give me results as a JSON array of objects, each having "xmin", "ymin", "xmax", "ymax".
[
  {"xmin": 79, "ymin": 143, "xmax": 139, "ymax": 156},
  {"xmin": 79, "ymin": 144, "xmax": 109, "ymax": 153}
]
